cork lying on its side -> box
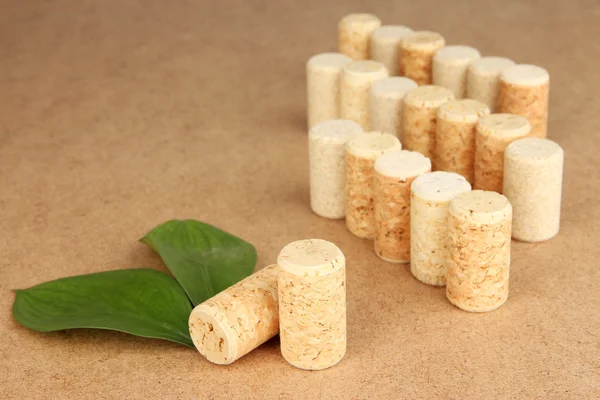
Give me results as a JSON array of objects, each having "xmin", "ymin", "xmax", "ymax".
[
  {"xmin": 338, "ymin": 13, "xmax": 382, "ymax": 60},
  {"xmin": 400, "ymin": 31, "xmax": 446, "ymax": 85},
  {"xmin": 432, "ymin": 45, "xmax": 481, "ymax": 99},
  {"xmin": 447, "ymin": 190, "xmax": 512, "ymax": 312},
  {"xmin": 467, "ymin": 56, "xmax": 515, "ymax": 112},
  {"xmin": 369, "ymin": 77, "xmax": 418, "ymax": 140},
  {"xmin": 189, "ymin": 265, "xmax": 279, "ymax": 365},
  {"xmin": 370, "ymin": 25, "xmax": 414, "ymax": 76}
]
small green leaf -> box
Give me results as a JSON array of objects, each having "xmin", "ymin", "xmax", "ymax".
[
  {"xmin": 141, "ymin": 219, "xmax": 257, "ymax": 306},
  {"xmin": 12, "ymin": 269, "xmax": 193, "ymax": 347}
]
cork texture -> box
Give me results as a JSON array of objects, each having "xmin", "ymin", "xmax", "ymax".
[
  {"xmin": 369, "ymin": 77, "xmax": 418, "ymax": 140},
  {"xmin": 467, "ymin": 56, "xmax": 516, "ymax": 111},
  {"xmin": 370, "ymin": 25, "xmax": 414, "ymax": 76},
  {"xmin": 338, "ymin": 13, "xmax": 382, "ymax": 60},
  {"xmin": 432, "ymin": 45, "xmax": 481, "ymax": 99},
  {"xmin": 399, "ymin": 31, "xmax": 446, "ymax": 85}
]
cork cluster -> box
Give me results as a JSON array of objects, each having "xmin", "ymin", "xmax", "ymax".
[
  {"xmin": 370, "ymin": 25, "xmax": 413, "ymax": 76},
  {"xmin": 467, "ymin": 57, "xmax": 516, "ymax": 111},
  {"xmin": 338, "ymin": 13, "xmax": 382, "ymax": 60},
  {"xmin": 369, "ymin": 77, "xmax": 418, "ymax": 140},
  {"xmin": 432, "ymin": 45, "xmax": 481, "ymax": 99},
  {"xmin": 399, "ymin": 31, "xmax": 445, "ymax": 85}
]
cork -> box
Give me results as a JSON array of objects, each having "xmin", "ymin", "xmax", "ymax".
[
  {"xmin": 402, "ymin": 85, "xmax": 455, "ymax": 164},
  {"xmin": 306, "ymin": 53, "xmax": 353, "ymax": 129},
  {"xmin": 369, "ymin": 77, "xmax": 418, "ymax": 141},
  {"xmin": 467, "ymin": 56, "xmax": 515, "ymax": 112},
  {"xmin": 497, "ymin": 64, "xmax": 550, "ymax": 138},
  {"xmin": 338, "ymin": 13, "xmax": 382, "ymax": 60},
  {"xmin": 446, "ymin": 190, "xmax": 512, "ymax": 312},
  {"xmin": 189, "ymin": 265, "xmax": 279, "ymax": 365},
  {"xmin": 373, "ymin": 150, "xmax": 432, "ymax": 263},
  {"xmin": 370, "ymin": 25, "xmax": 414, "ymax": 76},
  {"xmin": 435, "ymin": 99, "xmax": 490, "ymax": 183},
  {"xmin": 432, "ymin": 45, "xmax": 481, "ymax": 99},
  {"xmin": 410, "ymin": 172, "xmax": 472, "ymax": 286},
  {"xmin": 341, "ymin": 60, "xmax": 389, "ymax": 130},
  {"xmin": 309, "ymin": 119, "xmax": 363, "ymax": 219},
  {"xmin": 474, "ymin": 113, "xmax": 531, "ymax": 192},
  {"xmin": 399, "ymin": 31, "xmax": 445, "ymax": 85},
  {"xmin": 277, "ymin": 239, "xmax": 346, "ymax": 370},
  {"xmin": 346, "ymin": 132, "xmax": 402, "ymax": 239},
  {"xmin": 503, "ymin": 138, "xmax": 564, "ymax": 242}
]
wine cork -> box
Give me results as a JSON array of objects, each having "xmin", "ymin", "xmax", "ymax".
[
  {"xmin": 399, "ymin": 31, "xmax": 445, "ymax": 85},
  {"xmin": 432, "ymin": 45, "xmax": 481, "ymax": 99},
  {"xmin": 435, "ymin": 99, "xmax": 490, "ymax": 183},
  {"xmin": 402, "ymin": 85, "xmax": 455, "ymax": 163},
  {"xmin": 338, "ymin": 13, "xmax": 382, "ymax": 60},
  {"xmin": 373, "ymin": 150, "xmax": 431, "ymax": 263},
  {"xmin": 410, "ymin": 172, "xmax": 471, "ymax": 286},
  {"xmin": 341, "ymin": 60, "xmax": 389, "ymax": 130},
  {"xmin": 503, "ymin": 138, "xmax": 564, "ymax": 242},
  {"xmin": 447, "ymin": 190, "xmax": 512, "ymax": 312},
  {"xmin": 369, "ymin": 77, "xmax": 418, "ymax": 140},
  {"xmin": 346, "ymin": 132, "xmax": 402, "ymax": 239},
  {"xmin": 467, "ymin": 56, "xmax": 515, "ymax": 111},
  {"xmin": 189, "ymin": 265, "xmax": 279, "ymax": 365},
  {"xmin": 309, "ymin": 119, "xmax": 363, "ymax": 219},
  {"xmin": 474, "ymin": 114, "xmax": 530, "ymax": 192},
  {"xmin": 306, "ymin": 53, "xmax": 353, "ymax": 129},
  {"xmin": 278, "ymin": 239, "xmax": 346, "ymax": 370},
  {"xmin": 497, "ymin": 64, "xmax": 550, "ymax": 138},
  {"xmin": 370, "ymin": 25, "xmax": 414, "ymax": 76}
]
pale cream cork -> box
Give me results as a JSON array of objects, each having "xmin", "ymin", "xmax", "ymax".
[
  {"xmin": 346, "ymin": 132, "xmax": 402, "ymax": 239},
  {"xmin": 369, "ymin": 77, "xmax": 418, "ymax": 141},
  {"xmin": 309, "ymin": 119, "xmax": 363, "ymax": 219},
  {"xmin": 432, "ymin": 45, "xmax": 481, "ymax": 99},
  {"xmin": 435, "ymin": 99, "xmax": 490, "ymax": 183},
  {"xmin": 503, "ymin": 138, "xmax": 564, "ymax": 242},
  {"xmin": 277, "ymin": 239, "xmax": 346, "ymax": 370},
  {"xmin": 189, "ymin": 264, "xmax": 279, "ymax": 365},
  {"xmin": 370, "ymin": 25, "xmax": 414, "ymax": 76},
  {"xmin": 410, "ymin": 172, "xmax": 471, "ymax": 286},
  {"xmin": 373, "ymin": 150, "xmax": 432, "ymax": 263},
  {"xmin": 399, "ymin": 31, "xmax": 445, "ymax": 85},
  {"xmin": 402, "ymin": 85, "xmax": 455, "ymax": 164},
  {"xmin": 467, "ymin": 56, "xmax": 515, "ymax": 112},
  {"xmin": 447, "ymin": 190, "xmax": 512, "ymax": 312},
  {"xmin": 338, "ymin": 13, "xmax": 382, "ymax": 60},
  {"xmin": 497, "ymin": 64, "xmax": 550, "ymax": 138},
  {"xmin": 306, "ymin": 53, "xmax": 353, "ymax": 129},
  {"xmin": 341, "ymin": 60, "xmax": 389, "ymax": 130},
  {"xmin": 474, "ymin": 113, "xmax": 531, "ymax": 192}
]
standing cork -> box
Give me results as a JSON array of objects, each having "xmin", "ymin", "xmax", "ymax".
[
  {"xmin": 346, "ymin": 132, "xmax": 402, "ymax": 239},
  {"xmin": 369, "ymin": 77, "xmax": 418, "ymax": 140},
  {"xmin": 309, "ymin": 119, "xmax": 363, "ymax": 219},
  {"xmin": 399, "ymin": 31, "xmax": 445, "ymax": 85},
  {"xmin": 432, "ymin": 45, "xmax": 481, "ymax": 99},
  {"xmin": 341, "ymin": 60, "xmax": 389, "ymax": 130},
  {"xmin": 306, "ymin": 53, "xmax": 353, "ymax": 129},
  {"xmin": 435, "ymin": 99, "xmax": 490, "ymax": 183},
  {"xmin": 370, "ymin": 25, "xmax": 414, "ymax": 76},
  {"xmin": 474, "ymin": 113, "xmax": 530, "ymax": 192},
  {"xmin": 278, "ymin": 239, "xmax": 346, "ymax": 370},
  {"xmin": 373, "ymin": 150, "xmax": 432, "ymax": 263},
  {"xmin": 447, "ymin": 190, "xmax": 512, "ymax": 312},
  {"xmin": 338, "ymin": 13, "xmax": 382, "ymax": 60},
  {"xmin": 189, "ymin": 265, "xmax": 279, "ymax": 365},
  {"xmin": 496, "ymin": 64, "xmax": 550, "ymax": 138},
  {"xmin": 503, "ymin": 138, "xmax": 564, "ymax": 242},
  {"xmin": 467, "ymin": 56, "xmax": 515, "ymax": 111}
]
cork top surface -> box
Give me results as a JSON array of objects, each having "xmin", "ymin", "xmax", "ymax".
[
  {"xmin": 307, "ymin": 52, "xmax": 353, "ymax": 70},
  {"xmin": 449, "ymin": 190, "xmax": 512, "ymax": 223},
  {"xmin": 346, "ymin": 131, "xmax": 402, "ymax": 158},
  {"xmin": 438, "ymin": 99, "xmax": 491, "ymax": 123},
  {"xmin": 505, "ymin": 138, "xmax": 564, "ymax": 163},
  {"xmin": 501, "ymin": 64, "xmax": 550, "ymax": 86},
  {"xmin": 371, "ymin": 25, "xmax": 413, "ymax": 41},
  {"xmin": 401, "ymin": 30, "xmax": 445, "ymax": 50},
  {"xmin": 339, "ymin": 13, "xmax": 381, "ymax": 27},
  {"xmin": 374, "ymin": 150, "xmax": 431, "ymax": 180},
  {"xmin": 403, "ymin": 85, "xmax": 455, "ymax": 108},
  {"xmin": 189, "ymin": 302, "xmax": 237, "ymax": 365},
  {"xmin": 411, "ymin": 171, "xmax": 472, "ymax": 202},
  {"xmin": 277, "ymin": 239, "xmax": 345, "ymax": 275},
  {"xmin": 309, "ymin": 119, "xmax": 363, "ymax": 143},
  {"xmin": 477, "ymin": 114, "xmax": 531, "ymax": 138},
  {"xmin": 433, "ymin": 45, "xmax": 481, "ymax": 64},
  {"xmin": 370, "ymin": 77, "xmax": 418, "ymax": 99},
  {"xmin": 468, "ymin": 56, "xmax": 516, "ymax": 75},
  {"xmin": 344, "ymin": 60, "xmax": 388, "ymax": 75}
]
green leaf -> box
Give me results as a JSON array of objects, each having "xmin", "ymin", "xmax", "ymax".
[
  {"xmin": 141, "ymin": 219, "xmax": 257, "ymax": 306},
  {"xmin": 12, "ymin": 269, "xmax": 194, "ymax": 347}
]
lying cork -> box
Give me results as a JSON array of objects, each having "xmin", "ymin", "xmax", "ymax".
[
  {"xmin": 369, "ymin": 77, "xmax": 418, "ymax": 141},
  {"xmin": 338, "ymin": 13, "xmax": 381, "ymax": 60},
  {"xmin": 370, "ymin": 25, "xmax": 414, "ymax": 76},
  {"xmin": 189, "ymin": 265, "xmax": 279, "ymax": 365},
  {"xmin": 399, "ymin": 31, "xmax": 445, "ymax": 85},
  {"xmin": 467, "ymin": 56, "xmax": 515, "ymax": 112},
  {"xmin": 278, "ymin": 239, "xmax": 346, "ymax": 370},
  {"xmin": 432, "ymin": 45, "xmax": 481, "ymax": 99},
  {"xmin": 447, "ymin": 190, "xmax": 512, "ymax": 312}
]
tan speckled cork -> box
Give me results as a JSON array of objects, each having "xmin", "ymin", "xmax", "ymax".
[
  {"xmin": 474, "ymin": 113, "xmax": 530, "ymax": 192},
  {"xmin": 346, "ymin": 132, "xmax": 402, "ymax": 239},
  {"xmin": 370, "ymin": 25, "xmax": 414, "ymax": 76},
  {"xmin": 373, "ymin": 150, "xmax": 431, "ymax": 263},
  {"xmin": 399, "ymin": 31, "xmax": 445, "ymax": 85},
  {"xmin": 338, "ymin": 13, "xmax": 381, "ymax": 60},
  {"xmin": 410, "ymin": 172, "xmax": 471, "ymax": 286},
  {"xmin": 435, "ymin": 99, "xmax": 490, "ymax": 183},
  {"xmin": 189, "ymin": 265, "xmax": 279, "ymax": 365},
  {"xmin": 341, "ymin": 60, "xmax": 389, "ymax": 130},
  {"xmin": 504, "ymin": 138, "xmax": 564, "ymax": 242},
  {"xmin": 447, "ymin": 190, "xmax": 512, "ymax": 312},
  {"xmin": 432, "ymin": 45, "xmax": 481, "ymax": 98},
  {"xmin": 278, "ymin": 239, "xmax": 346, "ymax": 370},
  {"xmin": 497, "ymin": 64, "xmax": 550, "ymax": 138},
  {"xmin": 306, "ymin": 53, "xmax": 353, "ymax": 129},
  {"xmin": 369, "ymin": 77, "xmax": 418, "ymax": 140},
  {"xmin": 467, "ymin": 56, "xmax": 515, "ymax": 111}
]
